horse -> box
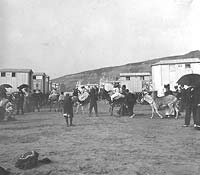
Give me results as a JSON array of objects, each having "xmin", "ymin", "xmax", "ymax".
[
  {"xmin": 137, "ymin": 91, "xmax": 179, "ymax": 119},
  {"xmin": 72, "ymin": 90, "xmax": 90, "ymax": 114},
  {"xmin": 48, "ymin": 93, "xmax": 59, "ymax": 112},
  {"xmin": 99, "ymin": 88, "xmax": 137, "ymax": 116}
]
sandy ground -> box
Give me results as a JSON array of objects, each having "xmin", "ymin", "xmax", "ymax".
[{"xmin": 1, "ymin": 101, "xmax": 200, "ymax": 175}]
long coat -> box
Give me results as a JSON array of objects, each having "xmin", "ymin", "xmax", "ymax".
[{"xmin": 63, "ymin": 95, "xmax": 73, "ymax": 116}]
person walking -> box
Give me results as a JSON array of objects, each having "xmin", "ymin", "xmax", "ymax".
[
  {"xmin": 89, "ymin": 87, "xmax": 98, "ymax": 117},
  {"xmin": 63, "ymin": 94, "xmax": 74, "ymax": 126}
]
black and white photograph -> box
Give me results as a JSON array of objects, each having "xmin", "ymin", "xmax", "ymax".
[{"xmin": 0, "ymin": 0, "xmax": 200, "ymax": 174}]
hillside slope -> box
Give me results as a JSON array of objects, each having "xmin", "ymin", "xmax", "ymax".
[{"xmin": 52, "ymin": 50, "xmax": 200, "ymax": 91}]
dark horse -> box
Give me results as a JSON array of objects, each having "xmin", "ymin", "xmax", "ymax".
[{"xmin": 99, "ymin": 88, "xmax": 137, "ymax": 116}]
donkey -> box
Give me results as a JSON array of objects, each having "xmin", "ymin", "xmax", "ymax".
[{"xmin": 139, "ymin": 91, "xmax": 179, "ymax": 119}]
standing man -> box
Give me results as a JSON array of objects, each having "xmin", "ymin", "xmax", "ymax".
[
  {"xmin": 16, "ymin": 89, "xmax": 25, "ymax": 115},
  {"xmin": 32, "ymin": 90, "xmax": 40, "ymax": 112},
  {"xmin": 183, "ymin": 86, "xmax": 197, "ymax": 127},
  {"xmin": 89, "ymin": 87, "xmax": 98, "ymax": 117},
  {"xmin": 125, "ymin": 89, "xmax": 136, "ymax": 118},
  {"xmin": 192, "ymin": 86, "xmax": 200, "ymax": 128}
]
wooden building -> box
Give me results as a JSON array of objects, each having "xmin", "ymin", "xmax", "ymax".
[
  {"xmin": 0, "ymin": 68, "xmax": 33, "ymax": 91},
  {"xmin": 32, "ymin": 72, "xmax": 47, "ymax": 93},
  {"xmin": 119, "ymin": 72, "xmax": 151, "ymax": 92},
  {"xmin": 151, "ymin": 58, "xmax": 200, "ymax": 91}
]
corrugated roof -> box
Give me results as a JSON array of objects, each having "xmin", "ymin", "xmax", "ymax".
[
  {"xmin": 152, "ymin": 58, "xmax": 200, "ymax": 66},
  {"xmin": 120, "ymin": 72, "xmax": 151, "ymax": 77},
  {"xmin": 0, "ymin": 68, "xmax": 33, "ymax": 73}
]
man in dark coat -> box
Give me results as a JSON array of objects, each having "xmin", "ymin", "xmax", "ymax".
[
  {"xmin": 31, "ymin": 90, "xmax": 40, "ymax": 112},
  {"xmin": 63, "ymin": 94, "xmax": 74, "ymax": 126},
  {"xmin": 89, "ymin": 87, "xmax": 98, "ymax": 117},
  {"xmin": 16, "ymin": 89, "xmax": 25, "ymax": 115},
  {"xmin": 183, "ymin": 86, "xmax": 197, "ymax": 127},
  {"xmin": 192, "ymin": 86, "xmax": 200, "ymax": 128},
  {"xmin": 125, "ymin": 89, "xmax": 136, "ymax": 118}
]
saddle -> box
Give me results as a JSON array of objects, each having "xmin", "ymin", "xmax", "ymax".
[
  {"xmin": 113, "ymin": 94, "xmax": 125, "ymax": 100},
  {"xmin": 78, "ymin": 92, "xmax": 89, "ymax": 102}
]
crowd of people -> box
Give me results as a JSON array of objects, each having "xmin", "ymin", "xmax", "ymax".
[
  {"xmin": 163, "ymin": 83, "xmax": 200, "ymax": 129},
  {"xmin": 1, "ymin": 82, "xmax": 200, "ymax": 130},
  {"xmin": 0, "ymin": 88, "xmax": 49, "ymax": 121}
]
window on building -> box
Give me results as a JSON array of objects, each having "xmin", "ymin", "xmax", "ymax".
[
  {"xmin": 1, "ymin": 72, "xmax": 6, "ymax": 77},
  {"xmin": 12, "ymin": 72, "xmax": 16, "ymax": 77},
  {"xmin": 178, "ymin": 64, "xmax": 183, "ymax": 67},
  {"xmin": 33, "ymin": 75, "xmax": 36, "ymax": 79},
  {"xmin": 126, "ymin": 76, "xmax": 130, "ymax": 80},
  {"xmin": 185, "ymin": 63, "xmax": 191, "ymax": 68},
  {"xmin": 140, "ymin": 76, "xmax": 144, "ymax": 80}
]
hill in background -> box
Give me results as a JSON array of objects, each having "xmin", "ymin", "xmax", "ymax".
[{"xmin": 52, "ymin": 50, "xmax": 200, "ymax": 91}]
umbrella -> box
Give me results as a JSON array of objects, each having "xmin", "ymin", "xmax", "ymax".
[
  {"xmin": 177, "ymin": 74, "xmax": 200, "ymax": 87},
  {"xmin": 17, "ymin": 84, "xmax": 29, "ymax": 90},
  {"xmin": 0, "ymin": 84, "xmax": 12, "ymax": 89}
]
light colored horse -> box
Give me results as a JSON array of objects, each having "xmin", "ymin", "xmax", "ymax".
[
  {"xmin": 48, "ymin": 93, "xmax": 59, "ymax": 112},
  {"xmin": 72, "ymin": 92, "xmax": 90, "ymax": 114},
  {"xmin": 139, "ymin": 92, "xmax": 179, "ymax": 119}
]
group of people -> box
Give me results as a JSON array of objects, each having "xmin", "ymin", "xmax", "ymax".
[
  {"xmin": 61, "ymin": 86, "xmax": 99, "ymax": 126},
  {"xmin": 163, "ymin": 84, "xmax": 200, "ymax": 129},
  {"xmin": 0, "ymin": 87, "xmax": 48, "ymax": 121}
]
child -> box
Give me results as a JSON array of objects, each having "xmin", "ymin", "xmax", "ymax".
[
  {"xmin": 63, "ymin": 94, "xmax": 74, "ymax": 127},
  {"xmin": 5, "ymin": 100, "xmax": 15, "ymax": 121}
]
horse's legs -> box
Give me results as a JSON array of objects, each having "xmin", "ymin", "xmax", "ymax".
[
  {"xmin": 174, "ymin": 105, "xmax": 179, "ymax": 119},
  {"xmin": 150, "ymin": 104, "xmax": 154, "ymax": 119},
  {"xmin": 150, "ymin": 103, "xmax": 163, "ymax": 119},
  {"xmin": 75, "ymin": 103, "xmax": 79, "ymax": 114},
  {"xmin": 154, "ymin": 106, "xmax": 163, "ymax": 119},
  {"xmin": 110, "ymin": 105, "xmax": 114, "ymax": 116},
  {"xmin": 49, "ymin": 102, "xmax": 52, "ymax": 112},
  {"xmin": 81, "ymin": 105, "xmax": 84, "ymax": 114}
]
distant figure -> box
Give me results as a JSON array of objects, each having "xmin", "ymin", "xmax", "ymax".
[
  {"xmin": 5, "ymin": 99, "xmax": 15, "ymax": 121},
  {"xmin": 32, "ymin": 90, "xmax": 40, "ymax": 112},
  {"xmin": 164, "ymin": 84, "xmax": 173, "ymax": 96},
  {"xmin": 125, "ymin": 89, "xmax": 136, "ymax": 118},
  {"xmin": 192, "ymin": 86, "xmax": 200, "ymax": 128},
  {"xmin": 117, "ymin": 85, "xmax": 127, "ymax": 115},
  {"xmin": 182, "ymin": 86, "xmax": 197, "ymax": 127},
  {"xmin": 63, "ymin": 94, "xmax": 74, "ymax": 126},
  {"xmin": 16, "ymin": 89, "xmax": 25, "ymax": 115},
  {"xmin": 89, "ymin": 87, "xmax": 98, "ymax": 117},
  {"xmin": 58, "ymin": 92, "xmax": 65, "ymax": 112},
  {"xmin": 0, "ymin": 96, "xmax": 8, "ymax": 121}
]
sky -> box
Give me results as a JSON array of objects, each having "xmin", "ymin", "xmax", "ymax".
[{"xmin": 0, "ymin": 0, "xmax": 200, "ymax": 79}]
